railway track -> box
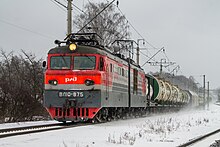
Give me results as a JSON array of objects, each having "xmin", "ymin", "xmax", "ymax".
[
  {"xmin": 0, "ymin": 113, "xmax": 149, "ymax": 139},
  {"xmin": 0, "ymin": 107, "xmax": 181, "ymax": 139},
  {"xmin": 178, "ymin": 128, "xmax": 220, "ymax": 147},
  {"xmin": 0, "ymin": 122, "xmax": 89, "ymax": 139}
]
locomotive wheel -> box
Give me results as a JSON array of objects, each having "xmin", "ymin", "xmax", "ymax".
[
  {"xmin": 107, "ymin": 117, "xmax": 111, "ymax": 122},
  {"xmin": 95, "ymin": 113, "xmax": 102, "ymax": 123},
  {"xmin": 92, "ymin": 108, "xmax": 109, "ymax": 123}
]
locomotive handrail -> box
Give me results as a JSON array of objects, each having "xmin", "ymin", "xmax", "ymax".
[{"xmin": 65, "ymin": 33, "xmax": 103, "ymax": 41}]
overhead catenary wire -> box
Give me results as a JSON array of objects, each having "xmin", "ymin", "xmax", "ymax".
[
  {"xmin": 72, "ymin": 2, "xmax": 87, "ymax": 14},
  {"xmin": 51, "ymin": 0, "xmax": 164, "ymax": 59},
  {"xmin": 141, "ymin": 47, "xmax": 165, "ymax": 67},
  {"xmin": 111, "ymin": 2, "xmax": 180, "ymax": 73},
  {"xmin": 114, "ymin": 6, "xmax": 158, "ymax": 50},
  {"xmin": 77, "ymin": 0, "xmax": 116, "ymax": 33},
  {"xmin": 50, "ymin": 0, "xmax": 182, "ymax": 75},
  {"xmin": 104, "ymin": 0, "xmax": 182, "ymax": 75},
  {"xmin": 103, "ymin": 1, "xmax": 162, "ymax": 64},
  {"xmin": 0, "ymin": 19, "xmax": 54, "ymax": 39},
  {"xmin": 109, "ymin": 1, "xmax": 171, "ymax": 68},
  {"xmin": 139, "ymin": 50, "xmax": 157, "ymax": 62},
  {"xmin": 52, "ymin": 0, "xmax": 86, "ymax": 14},
  {"xmin": 54, "ymin": 0, "xmax": 157, "ymax": 55},
  {"xmin": 53, "ymin": 0, "xmax": 67, "ymax": 8},
  {"xmin": 50, "ymin": 0, "xmax": 67, "ymax": 12}
]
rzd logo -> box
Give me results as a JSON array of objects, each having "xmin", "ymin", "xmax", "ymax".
[{"xmin": 65, "ymin": 77, "xmax": 77, "ymax": 83}]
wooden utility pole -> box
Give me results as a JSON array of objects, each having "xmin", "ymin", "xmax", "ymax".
[{"xmin": 67, "ymin": 0, "xmax": 72, "ymax": 35}]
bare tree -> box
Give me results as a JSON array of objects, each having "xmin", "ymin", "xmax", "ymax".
[
  {"xmin": 0, "ymin": 50, "xmax": 47, "ymax": 122},
  {"xmin": 75, "ymin": 2, "xmax": 130, "ymax": 47}
]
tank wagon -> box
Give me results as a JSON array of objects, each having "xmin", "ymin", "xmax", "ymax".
[
  {"xmin": 43, "ymin": 33, "xmax": 200, "ymax": 123},
  {"xmin": 146, "ymin": 74, "xmax": 199, "ymax": 107}
]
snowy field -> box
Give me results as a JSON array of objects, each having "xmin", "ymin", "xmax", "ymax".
[{"xmin": 0, "ymin": 103, "xmax": 220, "ymax": 147}]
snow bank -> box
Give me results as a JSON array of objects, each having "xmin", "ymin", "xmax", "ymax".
[{"xmin": 0, "ymin": 104, "xmax": 220, "ymax": 147}]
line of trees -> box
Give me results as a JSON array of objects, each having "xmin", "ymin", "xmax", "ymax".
[{"xmin": 0, "ymin": 50, "xmax": 47, "ymax": 123}]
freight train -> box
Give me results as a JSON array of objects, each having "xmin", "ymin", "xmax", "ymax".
[{"xmin": 43, "ymin": 33, "xmax": 201, "ymax": 123}]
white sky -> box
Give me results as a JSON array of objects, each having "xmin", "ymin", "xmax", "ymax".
[{"xmin": 0, "ymin": 0, "xmax": 219, "ymax": 89}]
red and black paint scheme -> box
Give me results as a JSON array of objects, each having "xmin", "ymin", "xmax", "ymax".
[{"xmin": 43, "ymin": 33, "xmax": 147, "ymax": 122}]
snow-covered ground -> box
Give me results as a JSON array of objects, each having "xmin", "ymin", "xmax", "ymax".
[{"xmin": 0, "ymin": 103, "xmax": 220, "ymax": 147}]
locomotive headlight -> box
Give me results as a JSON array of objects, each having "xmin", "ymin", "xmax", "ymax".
[
  {"xmin": 85, "ymin": 79, "xmax": 94, "ymax": 86},
  {"xmin": 48, "ymin": 80, "xmax": 58, "ymax": 85},
  {"xmin": 69, "ymin": 43, "xmax": 77, "ymax": 51},
  {"xmin": 53, "ymin": 80, "xmax": 58, "ymax": 85}
]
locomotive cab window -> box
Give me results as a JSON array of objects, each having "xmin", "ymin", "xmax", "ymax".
[
  {"xmin": 74, "ymin": 56, "xmax": 96, "ymax": 70},
  {"xmin": 50, "ymin": 56, "xmax": 71, "ymax": 70}
]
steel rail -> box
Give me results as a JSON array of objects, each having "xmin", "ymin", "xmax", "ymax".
[
  {"xmin": 0, "ymin": 122, "xmax": 88, "ymax": 139},
  {"xmin": 178, "ymin": 128, "xmax": 220, "ymax": 147}
]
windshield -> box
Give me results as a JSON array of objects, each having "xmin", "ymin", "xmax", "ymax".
[
  {"xmin": 74, "ymin": 56, "xmax": 96, "ymax": 70},
  {"xmin": 50, "ymin": 56, "xmax": 71, "ymax": 69}
]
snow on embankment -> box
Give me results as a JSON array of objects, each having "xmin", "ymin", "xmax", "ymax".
[{"xmin": 0, "ymin": 104, "xmax": 220, "ymax": 147}]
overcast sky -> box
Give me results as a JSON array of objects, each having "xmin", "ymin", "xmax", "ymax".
[{"xmin": 0, "ymin": 0, "xmax": 220, "ymax": 89}]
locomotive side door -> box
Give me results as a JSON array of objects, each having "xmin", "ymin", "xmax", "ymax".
[
  {"xmin": 106, "ymin": 63, "xmax": 109, "ymax": 99},
  {"xmin": 100, "ymin": 57, "xmax": 109, "ymax": 100},
  {"xmin": 133, "ymin": 68, "xmax": 138, "ymax": 94}
]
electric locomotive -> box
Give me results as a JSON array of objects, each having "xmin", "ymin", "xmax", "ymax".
[
  {"xmin": 43, "ymin": 33, "xmax": 147, "ymax": 122},
  {"xmin": 43, "ymin": 33, "xmax": 201, "ymax": 123}
]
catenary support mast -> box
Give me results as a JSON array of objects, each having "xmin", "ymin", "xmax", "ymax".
[
  {"xmin": 203, "ymin": 75, "xmax": 206, "ymax": 110},
  {"xmin": 67, "ymin": 0, "xmax": 72, "ymax": 35}
]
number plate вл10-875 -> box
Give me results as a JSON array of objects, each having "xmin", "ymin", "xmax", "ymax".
[{"xmin": 58, "ymin": 91, "xmax": 84, "ymax": 98}]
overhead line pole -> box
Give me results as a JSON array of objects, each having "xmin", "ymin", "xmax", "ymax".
[
  {"xmin": 203, "ymin": 75, "xmax": 206, "ymax": 110},
  {"xmin": 207, "ymin": 81, "xmax": 209, "ymax": 110},
  {"xmin": 53, "ymin": 0, "xmax": 72, "ymax": 35},
  {"xmin": 137, "ymin": 39, "xmax": 145, "ymax": 65},
  {"xmin": 67, "ymin": 0, "xmax": 72, "ymax": 35}
]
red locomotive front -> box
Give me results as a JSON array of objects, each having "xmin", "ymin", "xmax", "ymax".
[{"xmin": 44, "ymin": 44, "xmax": 107, "ymax": 122}]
